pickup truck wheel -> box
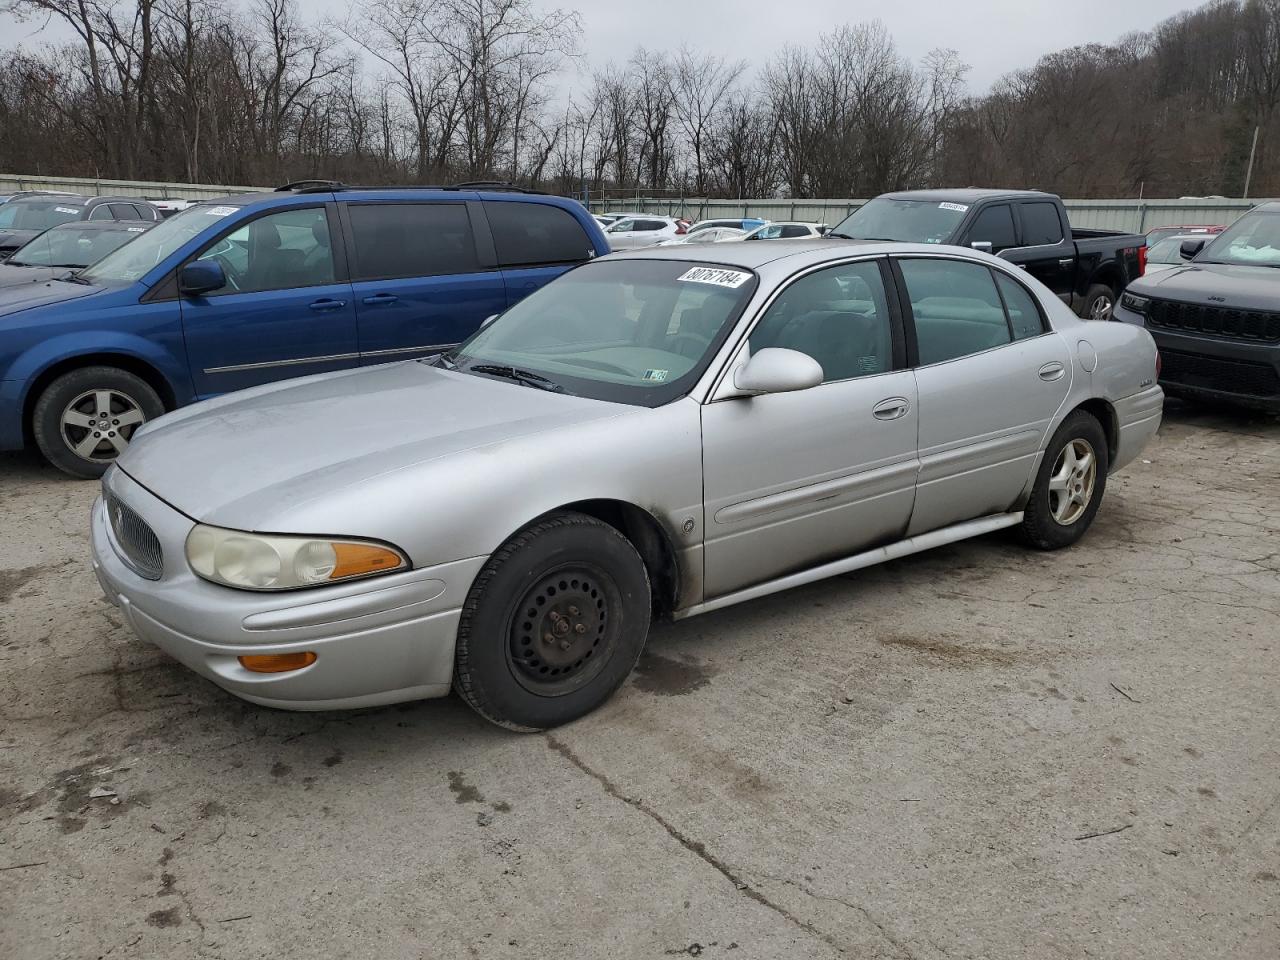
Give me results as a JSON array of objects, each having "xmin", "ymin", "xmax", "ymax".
[
  {"xmin": 1081, "ymin": 283, "xmax": 1117, "ymax": 321},
  {"xmin": 453, "ymin": 512, "xmax": 651, "ymax": 731},
  {"xmin": 32, "ymin": 366, "xmax": 164, "ymax": 480},
  {"xmin": 1019, "ymin": 410, "xmax": 1109, "ymax": 550}
]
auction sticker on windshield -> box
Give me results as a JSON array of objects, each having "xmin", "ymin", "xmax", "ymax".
[
  {"xmin": 205, "ymin": 206, "xmax": 238, "ymax": 217},
  {"xmin": 939, "ymin": 202, "xmax": 969, "ymax": 213},
  {"xmin": 55, "ymin": 207, "xmax": 80, "ymax": 215},
  {"xmin": 677, "ymin": 267, "xmax": 752, "ymax": 288}
]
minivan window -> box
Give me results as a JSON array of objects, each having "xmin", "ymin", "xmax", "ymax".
[
  {"xmin": 347, "ymin": 202, "xmax": 478, "ymax": 280},
  {"xmin": 193, "ymin": 206, "xmax": 334, "ymax": 294},
  {"xmin": 967, "ymin": 204, "xmax": 1016, "ymax": 251},
  {"xmin": 484, "ymin": 201, "xmax": 593, "ymax": 267},
  {"xmin": 1020, "ymin": 202, "xmax": 1064, "ymax": 245},
  {"xmin": 82, "ymin": 203, "xmax": 241, "ymax": 285},
  {"xmin": 899, "ymin": 258, "xmax": 1012, "ymax": 365}
]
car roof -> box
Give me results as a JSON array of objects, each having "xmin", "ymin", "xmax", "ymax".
[
  {"xmin": 603, "ymin": 237, "xmax": 954, "ymax": 269},
  {"xmin": 8, "ymin": 193, "xmax": 94, "ymax": 205},
  {"xmin": 1251, "ymin": 200, "xmax": 1280, "ymax": 213},
  {"xmin": 43, "ymin": 219, "xmax": 155, "ymax": 231},
  {"xmin": 878, "ymin": 188, "xmax": 1057, "ymax": 203}
]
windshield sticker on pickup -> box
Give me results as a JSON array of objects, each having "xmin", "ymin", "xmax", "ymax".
[
  {"xmin": 676, "ymin": 267, "xmax": 752, "ymax": 288},
  {"xmin": 204, "ymin": 205, "xmax": 238, "ymax": 216},
  {"xmin": 126, "ymin": 227, "xmax": 146, "ymax": 232},
  {"xmin": 642, "ymin": 369, "xmax": 669, "ymax": 382},
  {"xmin": 939, "ymin": 202, "xmax": 969, "ymax": 213},
  {"xmin": 55, "ymin": 206, "xmax": 80, "ymax": 214}
]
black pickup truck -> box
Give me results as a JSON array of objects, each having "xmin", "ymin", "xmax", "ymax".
[{"xmin": 829, "ymin": 189, "xmax": 1147, "ymax": 320}]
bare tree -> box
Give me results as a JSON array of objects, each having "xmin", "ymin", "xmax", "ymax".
[{"xmin": 668, "ymin": 46, "xmax": 745, "ymax": 195}]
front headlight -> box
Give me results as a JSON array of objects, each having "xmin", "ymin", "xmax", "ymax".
[
  {"xmin": 1120, "ymin": 292, "xmax": 1150, "ymax": 315},
  {"xmin": 185, "ymin": 525, "xmax": 407, "ymax": 590}
]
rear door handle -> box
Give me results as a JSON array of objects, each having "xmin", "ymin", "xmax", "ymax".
[
  {"xmin": 1039, "ymin": 362, "xmax": 1066, "ymax": 381},
  {"xmin": 872, "ymin": 397, "xmax": 910, "ymax": 420},
  {"xmin": 1058, "ymin": 258, "xmax": 1074, "ymax": 267},
  {"xmin": 361, "ymin": 293, "xmax": 399, "ymax": 305},
  {"xmin": 309, "ymin": 298, "xmax": 347, "ymax": 311}
]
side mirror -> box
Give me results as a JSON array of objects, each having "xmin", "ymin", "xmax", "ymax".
[
  {"xmin": 178, "ymin": 260, "xmax": 226, "ymax": 296},
  {"xmin": 480, "ymin": 313, "xmax": 500, "ymax": 329},
  {"xmin": 970, "ymin": 240, "xmax": 993, "ymax": 254},
  {"xmin": 733, "ymin": 348, "xmax": 823, "ymax": 395},
  {"xmin": 1179, "ymin": 238, "xmax": 1206, "ymax": 260}
]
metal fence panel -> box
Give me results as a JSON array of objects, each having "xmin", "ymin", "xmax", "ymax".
[{"xmin": 0, "ymin": 173, "xmax": 263, "ymax": 200}]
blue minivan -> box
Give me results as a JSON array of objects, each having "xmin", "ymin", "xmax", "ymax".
[{"xmin": 0, "ymin": 183, "xmax": 609, "ymax": 477}]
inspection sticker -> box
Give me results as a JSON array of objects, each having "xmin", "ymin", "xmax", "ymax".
[
  {"xmin": 126, "ymin": 227, "xmax": 146, "ymax": 232},
  {"xmin": 676, "ymin": 266, "xmax": 752, "ymax": 288},
  {"xmin": 939, "ymin": 202, "xmax": 969, "ymax": 213},
  {"xmin": 55, "ymin": 206, "xmax": 80, "ymax": 214},
  {"xmin": 204, "ymin": 205, "xmax": 238, "ymax": 216},
  {"xmin": 642, "ymin": 369, "xmax": 669, "ymax": 382}
]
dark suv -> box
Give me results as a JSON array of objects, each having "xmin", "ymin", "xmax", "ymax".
[
  {"xmin": 0, "ymin": 182, "xmax": 609, "ymax": 477},
  {"xmin": 0, "ymin": 194, "xmax": 161, "ymax": 259},
  {"xmin": 1114, "ymin": 201, "xmax": 1280, "ymax": 412}
]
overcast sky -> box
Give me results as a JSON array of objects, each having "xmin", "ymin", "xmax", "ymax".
[{"xmin": 1, "ymin": 0, "xmax": 1207, "ymax": 93}]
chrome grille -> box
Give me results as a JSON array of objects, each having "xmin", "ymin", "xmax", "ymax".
[{"xmin": 105, "ymin": 492, "xmax": 163, "ymax": 580}]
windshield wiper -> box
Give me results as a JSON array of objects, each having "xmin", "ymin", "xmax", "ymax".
[
  {"xmin": 826, "ymin": 232, "xmax": 854, "ymax": 240},
  {"xmin": 60, "ymin": 272, "xmax": 91, "ymax": 285},
  {"xmin": 467, "ymin": 363, "xmax": 565, "ymax": 393}
]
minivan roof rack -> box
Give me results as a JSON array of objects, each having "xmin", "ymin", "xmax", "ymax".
[
  {"xmin": 275, "ymin": 179, "xmax": 345, "ymax": 193},
  {"xmin": 272, "ymin": 179, "xmax": 545, "ymax": 196}
]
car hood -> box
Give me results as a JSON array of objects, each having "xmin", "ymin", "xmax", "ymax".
[
  {"xmin": 0, "ymin": 275, "xmax": 101, "ymax": 315},
  {"xmin": 0, "ymin": 263, "xmax": 62, "ymax": 288},
  {"xmin": 0, "ymin": 228, "xmax": 39, "ymax": 251},
  {"xmin": 118, "ymin": 361, "xmax": 629, "ymax": 529},
  {"xmin": 1129, "ymin": 261, "xmax": 1280, "ymax": 311}
]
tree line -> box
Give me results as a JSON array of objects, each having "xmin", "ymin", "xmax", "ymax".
[{"xmin": 0, "ymin": 0, "xmax": 1276, "ymax": 199}]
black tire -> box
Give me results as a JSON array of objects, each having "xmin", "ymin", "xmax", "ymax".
[
  {"xmin": 31, "ymin": 366, "xmax": 164, "ymax": 480},
  {"xmin": 1019, "ymin": 410, "xmax": 1109, "ymax": 550},
  {"xmin": 453, "ymin": 512, "xmax": 652, "ymax": 731},
  {"xmin": 1079, "ymin": 283, "xmax": 1117, "ymax": 321}
]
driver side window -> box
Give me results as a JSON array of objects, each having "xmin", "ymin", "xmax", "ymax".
[
  {"xmin": 749, "ymin": 260, "xmax": 894, "ymax": 383},
  {"xmin": 194, "ymin": 207, "xmax": 335, "ymax": 295}
]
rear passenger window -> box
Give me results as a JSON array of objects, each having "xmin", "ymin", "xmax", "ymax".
[
  {"xmin": 750, "ymin": 260, "xmax": 894, "ymax": 382},
  {"xmin": 1020, "ymin": 202, "xmax": 1063, "ymax": 245},
  {"xmin": 994, "ymin": 272, "xmax": 1046, "ymax": 339},
  {"xmin": 347, "ymin": 203, "xmax": 478, "ymax": 280},
  {"xmin": 967, "ymin": 204, "xmax": 1016, "ymax": 251},
  {"xmin": 484, "ymin": 201, "xmax": 592, "ymax": 267},
  {"xmin": 899, "ymin": 258, "xmax": 1012, "ymax": 365}
]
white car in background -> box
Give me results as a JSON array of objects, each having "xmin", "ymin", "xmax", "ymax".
[
  {"xmin": 656, "ymin": 227, "xmax": 746, "ymax": 245},
  {"xmin": 604, "ymin": 215, "xmax": 687, "ymax": 250},
  {"xmin": 686, "ymin": 218, "xmax": 767, "ymax": 236},
  {"xmin": 1142, "ymin": 233, "xmax": 1209, "ymax": 275},
  {"xmin": 730, "ymin": 221, "xmax": 830, "ymax": 241}
]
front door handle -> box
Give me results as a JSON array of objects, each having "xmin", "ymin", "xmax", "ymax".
[
  {"xmin": 361, "ymin": 293, "xmax": 400, "ymax": 305},
  {"xmin": 309, "ymin": 298, "xmax": 347, "ymax": 311},
  {"xmin": 872, "ymin": 397, "xmax": 910, "ymax": 420},
  {"xmin": 1039, "ymin": 361, "xmax": 1066, "ymax": 381},
  {"xmin": 1058, "ymin": 258, "xmax": 1074, "ymax": 267}
]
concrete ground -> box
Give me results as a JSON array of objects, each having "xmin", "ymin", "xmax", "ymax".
[{"xmin": 1, "ymin": 402, "xmax": 1277, "ymax": 960}]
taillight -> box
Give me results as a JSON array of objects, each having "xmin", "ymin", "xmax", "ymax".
[
  {"xmin": 675, "ymin": 224, "xmax": 687, "ymax": 235},
  {"xmin": 1137, "ymin": 244, "xmax": 1147, "ymax": 276}
]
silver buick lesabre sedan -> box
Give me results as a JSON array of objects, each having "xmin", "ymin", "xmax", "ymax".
[{"xmin": 91, "ymin": 240, "xmax": 1163, "ymax": 730}]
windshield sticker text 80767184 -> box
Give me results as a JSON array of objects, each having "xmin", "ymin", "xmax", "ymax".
[{"xmin": 676, "ymin": 267, "xmax": 752, "ymax": 288}]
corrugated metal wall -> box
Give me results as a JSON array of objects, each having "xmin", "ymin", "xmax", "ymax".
[{"xmin": 3, "ymin": 173, "xmax": 1268, "ymax": 230}]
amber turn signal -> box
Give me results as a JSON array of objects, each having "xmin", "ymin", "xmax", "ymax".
[
  {"xmin": 330, "ymin": 542, "xmax": 403, "ymax": 580},
  {"xmin": 238, "ymin": 651, "xmax": 318, "ymax": 673}
]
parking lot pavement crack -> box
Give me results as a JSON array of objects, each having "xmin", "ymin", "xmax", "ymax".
[
  {"xmin": 544, "ymin": 734, "xmax": 852, "ymax": 955},
  {"xmin": 764, "ymin": 879, "xmax": 919, "ymax": 960}
]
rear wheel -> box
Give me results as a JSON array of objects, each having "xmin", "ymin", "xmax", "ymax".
[
  {"xmin": 1080, "ymin": 283, "xmax": 1117, "ymax": 321},
  {"xmin": 31, "ymin": 366, "xmax": 164, "ymax": 479},
  {"xmin": 453, "ymin": 512, "xmax": 651, "ymax": 731},
  {"xmin": 1019, "ymin": 410, "xmax": 1109, "ymax": 550}
]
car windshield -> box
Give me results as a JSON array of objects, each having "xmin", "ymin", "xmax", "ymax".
[
  {"xmin": 9, "ymin": 223, "xmax": 149, "ymax": 268},
  {"xmin": 1146, "ymin": 236, "xmax": 1191, "ymax": 264},
  {"xmin": 1197, "ymin": 211, "xmax": 1280, "ymax": 267},
  {"xmin": 80, "ymin": 203, "xmax": 241, "ymax": 284},
  {"xmin": 0, "ymin": 199, "xmax": 84, "ymax": 231},
  {"xmin": 831, "ymin": 197, "xmax": 967, "ymax": 243},
  {"xmin": 443, "ymin": 259, "xmax": 758, "ymax": 406}
]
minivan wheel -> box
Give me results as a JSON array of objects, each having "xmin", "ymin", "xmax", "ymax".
[
  {"xmin": 32, "ymin": 366, "xmax": 164, "ymax": 479},
  {"xmin": 1081, "ymin": 283, "xmax": 1116, "ymax": 320},
  {"xmin": 453, "ymin": 512, "xmax": 651, "ymax": 731},
  {"xmin": 1019, "ymin": 410, "xmax": 1109, "ymax": 550}
]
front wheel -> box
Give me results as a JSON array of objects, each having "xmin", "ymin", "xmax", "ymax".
[
  {"xmin": 453, "ymin": 512, "xmax": 652, "ymax": 731},
  {"xmin": 31, "ymin": 366, "xmax": 164, "ymax": 479},
  {"xmin": 1019, "ymin": 410, "xmax": 1109, "ymax": 550}
]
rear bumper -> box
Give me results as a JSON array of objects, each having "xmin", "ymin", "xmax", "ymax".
[
  {"xmin": 1112, "ymin": 384, "xmax": 1164, "ymax": 472},
  {"xmin": 91, "ymin": 467, "xmax": 486, "ymax": 710}
]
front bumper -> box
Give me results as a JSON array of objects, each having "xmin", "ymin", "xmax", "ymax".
[
  {"xmin": 90, "ymin": 467, "xmax": 486, "ymax": 710},
  {"xmin": 1114, "ymin": 304, "xmax": 1280, "ymax": 412}
]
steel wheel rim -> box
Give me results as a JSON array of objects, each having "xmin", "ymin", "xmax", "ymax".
[
  {"xmin": 1090, "ymin": 294, "xmax": 1113, "ymax": 320},
  {"xmin": 1048, "ymin": 438, "xmax": 1097, "ymax": 526},
  {"xmin": 505, "ymin": 564, "xmax": 618, "ymax": 696},
  {"xmin": 60, "ymin": 389, "xmax": 146, "ymax": 463}
]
